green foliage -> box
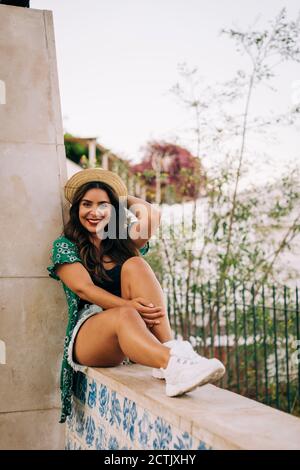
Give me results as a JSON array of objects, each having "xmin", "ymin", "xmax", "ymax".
[
  {"xmin": 64, "ymin": 135, "xmax": 87, "ymax": 165},
  {"xmin": 64, "ymin": 134, "xmax": 105, "ymax": 168}
]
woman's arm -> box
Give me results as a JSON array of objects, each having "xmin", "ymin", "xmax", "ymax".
[
  {"xmin": 55, "ymin": 262, "xmax": 163, "ymax": 321},
  {"xmin": 127, "ymin": 195, "xmax": 161, "ymax": 249},
  {"xmin": 56, "ymin": 262, "xmax": 126, "ymax": 309}
]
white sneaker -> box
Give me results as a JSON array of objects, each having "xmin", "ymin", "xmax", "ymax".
[
  {"xmin": 152, "ymin": 340, "xmax": 204, "ymax": 380},
  {"xmin": 163, "ymin": 352, "xmax": 225, "ymax": 397}
]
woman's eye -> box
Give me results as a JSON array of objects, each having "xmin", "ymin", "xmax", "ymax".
[{"xmin": 82, "ymin": 202, "xmax": 109, "ymax": 209}]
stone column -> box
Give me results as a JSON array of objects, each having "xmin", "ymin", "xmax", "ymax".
[
  {"xmin": 135, "ymin": 180, "xmax": 141, "ymax": 197},
  {"xmin": 141, "ymin": 185, "xmax": 147, "ymax": 201},
  {"xmin": 0, "ymin": 5, "xmax": 67, "ymax": 449},
  {"xmin": 88, "ymin": 139, "xmax": 96, "ymax": 168},
  {"xmin": 102, "ymin": 152, "xmax": 109, "ymax": 170},
  {"xmin": 128, "ymin": 176, "xmax": 135, "ymax": 195}
]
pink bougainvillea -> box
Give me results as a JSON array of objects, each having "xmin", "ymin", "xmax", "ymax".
[{"xmin": 131, "ymin": 141, "xmax": 206, "ymax": 203}]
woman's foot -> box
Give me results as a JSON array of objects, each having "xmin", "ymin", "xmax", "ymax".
[
  {"xmin": 152, "ymin": 340, "xmax": 214, "ymax": 379},
  {"xmin": 162, "ymin": 352, "xmax": 225, "ymax": 397}
]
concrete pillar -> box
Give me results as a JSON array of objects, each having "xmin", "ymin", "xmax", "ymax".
[
  {"xmin": 102, "ymin": 152, "xmax": 109, "ymax": 170},
  {"xmin": 88, "ymin": 139, "xmax": 96, "ymax": 168},
  {"xmin": 128, "ymin": 176, "xmax": 135, "ymax": 195},
  {"xmin": 141, "ymin": 185, "xmax": 147, "ymax": 200},
  {"xmin": 135, "ymin": 180, "xmax": 141, "ymax": 197},
  {"xmin": 120, "ymin": 171, "xmax": 128, "ymax": 185},
  {"xmin": 110, "ymin": 160, "xmax": 117, "ymax": 172},
  {"xmin": 155, "ymin": 161, "xmax": 161, "ymax": 205},
  {"xmin": 0, "ymin": 5, "xmax": 66, "ymax": 449}
]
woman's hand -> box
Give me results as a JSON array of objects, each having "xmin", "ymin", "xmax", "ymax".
[{"xmin": 125, "ymin": 297, "xmax": 165, "ymax": 327}]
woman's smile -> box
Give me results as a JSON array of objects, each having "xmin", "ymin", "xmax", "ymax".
[
  {"xmin": 85, "ymin": 215, "xmax": 108, "ymax": 230},
  {"xmin": 86, "ymin": 217, "xmax": 104, "ymax": 225},
  {"xmin": 78, "ymin": 188, "xmax": 112, "ymax": 233}
]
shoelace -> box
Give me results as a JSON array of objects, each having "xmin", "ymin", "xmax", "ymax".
[
  {"xmin": 174, "ymin": 356, "xmax": 200, "ymax": 366},
  {"xmin": 174, "ymin": 349, "xmax": 205, "ymax": 363}
]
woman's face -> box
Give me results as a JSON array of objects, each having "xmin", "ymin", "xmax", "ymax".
[{"xmin": 79, "ymin": 188, "xmax": 112, "ymax": 235}]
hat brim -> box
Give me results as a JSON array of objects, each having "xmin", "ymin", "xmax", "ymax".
[{"xmin": 64, "ymin": 168, "xmax": 128, "ymax": 203}]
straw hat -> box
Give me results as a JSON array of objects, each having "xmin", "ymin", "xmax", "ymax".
[{"xmin": 64, "ymin": 168, "xmax": 128, "ymax": 203}]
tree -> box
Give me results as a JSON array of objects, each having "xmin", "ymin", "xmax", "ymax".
[
  {"xmin": 144, "ymin": 8, "xmax": 300, "ymax": 344},
  {"xmin": 143, "ymin": 7, "xmax": 300, "ymax": 416},
  {"xmin": 157, "ymin": 8, "xmax": 300, "ymax": 293},
  {"xmin": 130, "ymin": 141, "xmax": 206, "ymax": 204}
]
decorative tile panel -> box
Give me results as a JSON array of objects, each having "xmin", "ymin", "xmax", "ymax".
[{"xmin": 66, "ymin": 372, "xmax": 212, "ymax": 450}]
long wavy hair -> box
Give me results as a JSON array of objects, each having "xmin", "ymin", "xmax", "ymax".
[{"xmin": 63, "ymin": 181, "xmax": 140, "ymax": 284}]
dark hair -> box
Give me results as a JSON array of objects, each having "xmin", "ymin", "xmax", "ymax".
[{"xmin": 63, "ymin": 181, "xmax": 139, "ymax": 283}]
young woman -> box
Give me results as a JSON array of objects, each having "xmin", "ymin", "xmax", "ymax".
[{"xmin": 47, "ymin": 168, "xmax": 225, "ymax": 423}]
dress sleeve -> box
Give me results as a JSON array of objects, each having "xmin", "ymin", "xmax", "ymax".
[
  {"xmin": 47, "ymin": 237, "xmax": 82, "ymax": 281},
  {"xmin": 139, "ymin": 241, "xmax": 150, "ymax": 256}
]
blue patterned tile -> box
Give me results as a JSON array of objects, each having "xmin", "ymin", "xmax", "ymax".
[
  {"xmin": 108, "ymin": 436, "xmax": 119, "ymax": 450},
  {"xmin": 87, "ymin": 380, "xmax": 97, "ymax": 409},
  {"xmin": 197, "ymin": 440, "xmax": 212, "ymax": 450},
  {"xmin": 85, "ymin": 415, "xmax": 96, "ymax": 446},
  {"xmin": 123, "ymin": 398, "xmax": 137, "ymax": 442},
  {"xmin": 67, "ymin": 374, "xmax": 213, "ymax": 450},
  {"xmin": 95, "ymin": 426, "xmax": 106, "ymax": 450},
  {"xmin": 75, "ymin": 409, "xmax": 85, "ymax": 438},
  {"xmin": 98, "ymin": 384, "xmax": 110, "ymax": 420},
  {"xmin": 66, "ymin": 404, "xmax": 75, "ymax": 433},
  {"xmin": 174, "ymin": 431, "xmax": 193, "ymax": 449},
  {"xmin": 138, "ymin": 411, "xmax": 153, "ymax": 448},
  {"xmin": 109, "ymin": 391, "xmax": 122, "ymax": 427},
  {"xmin": 153, "ymin": 417, "xmax": 172, "ymax": 449}
]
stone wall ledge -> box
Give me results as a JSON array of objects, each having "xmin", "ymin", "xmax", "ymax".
[{"xmin": 66, "ymin": 363, "xmax": 300, "ymax": 450}]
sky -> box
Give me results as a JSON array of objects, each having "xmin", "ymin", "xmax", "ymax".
[{"xmin": 30, "ymin": 0, "xmax": 300, "ymax": 181}]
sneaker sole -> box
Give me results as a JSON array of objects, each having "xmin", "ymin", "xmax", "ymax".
[
  {"xmin": 166, "ymin": 363, "xmax": 225, "ymax": 397},
  {"xmin": 152, "ymin": 368, "xmax": 165, "ymax": 380}
]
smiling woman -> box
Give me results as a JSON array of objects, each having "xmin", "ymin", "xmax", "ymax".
[
  {"xmin": 79, "ymin": 192, "xmax": 114, "ymax": 239},
  {"xmin": 47, "ymin": 168, "xmax": 225, "ymax": 425}
]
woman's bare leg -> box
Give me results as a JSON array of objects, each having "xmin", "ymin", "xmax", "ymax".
[
  {"xmin": 73, "ymin": 306, "xmax": 171, "ymax": 369},
  {"xmin": 121, "ymin": 256, "xmax": 173, "ymax": 344}
]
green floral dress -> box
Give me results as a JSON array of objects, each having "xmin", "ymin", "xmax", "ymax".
[{"xmin": 47, "ymin": 235, "xmax": 149, "ymax": 423}]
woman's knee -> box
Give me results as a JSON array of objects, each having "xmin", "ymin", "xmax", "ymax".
[
  {"xmin": 115, "ymin": 305, "xmax": 140, "ymax": 329},
  {"xmin": 118, "ymin": 305, "xmax": 139, "ymax": 319},
  {"xmin": 122, "ymin": 256, "xmax": 148, "ymax": 275},
  {"xmin": 121, "ymin": 257, "xmax": 150, "ymax": 291},
  {"xmin": 90, "ymin": 306, "xmax": 139, "ymax": 334}
]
